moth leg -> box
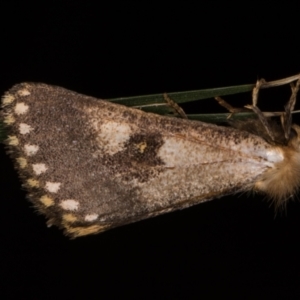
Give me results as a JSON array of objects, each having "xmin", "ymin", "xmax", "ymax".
[
  {"xmin": 281, "ymin": 77, "xmax": 300, "ymax": 139},
  {"xmin": 215, "ymin": 96, "xmax": 246, "ymax": 119},
  {"xmin": 163, "ymin": 93, "xmax": 187, "ymax": 119},
  {"xmin": 245, "ymin": 78, "xmax": 275, "ymax": 141}
]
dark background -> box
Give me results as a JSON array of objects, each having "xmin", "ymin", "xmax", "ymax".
[{"xmin": 1, "ymin": 2, "xmax": 300, "ymax": 299}]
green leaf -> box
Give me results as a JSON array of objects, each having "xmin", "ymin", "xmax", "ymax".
[{"xmin": 109, "ymin": 84, "xmax": 255, "ymax": 107}]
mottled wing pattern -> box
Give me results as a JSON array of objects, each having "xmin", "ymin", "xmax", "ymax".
[{"xmin": 1, "ymin": 83, "xmax": 273, "ymax": 237}]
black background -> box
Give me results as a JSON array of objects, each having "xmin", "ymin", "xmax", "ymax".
[{"xmin": 1, "ymin": 2, "xmax": 300, "ymax": 299}]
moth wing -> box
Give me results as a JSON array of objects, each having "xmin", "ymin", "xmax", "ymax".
[{"xmin": 2, "ymin": 83, "xmax": 271, "ymax": 237}]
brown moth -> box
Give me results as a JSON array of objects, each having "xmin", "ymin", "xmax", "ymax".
[{"xmin": 1, "ymin": 79, "xmax": 300, "ymax": 238}]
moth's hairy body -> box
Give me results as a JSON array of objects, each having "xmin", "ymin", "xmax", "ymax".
[{"xmin": 2, "ymin": 83, "xmax": 300, "ymax": 237}]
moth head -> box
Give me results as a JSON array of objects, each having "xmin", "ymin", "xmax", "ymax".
[{"xmin": 254, "ymin": 123, "xmax": 300, "ymax": 207}]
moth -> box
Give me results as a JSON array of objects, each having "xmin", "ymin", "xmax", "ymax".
[{"xmin": 1, "ymin": 76, "xmax": 300, "ymax": 238}]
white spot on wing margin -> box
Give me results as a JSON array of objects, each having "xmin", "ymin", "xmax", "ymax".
[
  {"xmin": 84, "ymin": 214, "xmax": 99, "ymax": 222},
  {"xmin": 32, "ymin": 163, "xmax": 48, "ymax": 175},
  {"xmin": 18, "ymin": 89, "xmax": 31, "ymax": 96},
  {"xmin": 60, "ymin": 200, "xmax": 80, "ymax": 211},
  {"xmin": 24, "ymin": 144, "xmax": 39, "ymax": 156},
  {"xmin": 45, "ymin": 182, "xmax": 61, "ymax": 193},
  {"xmin": 14, "ymin": 102, "xmax": 29, "ymax": 115},
  {"xmin": 19, "ymin": 123, "xmax": 33, "ymax": 134}
]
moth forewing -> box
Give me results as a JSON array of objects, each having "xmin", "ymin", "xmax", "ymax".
[{"xmin": 1, "ymin": 80, "xmax": 300, "ymax": 238}]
